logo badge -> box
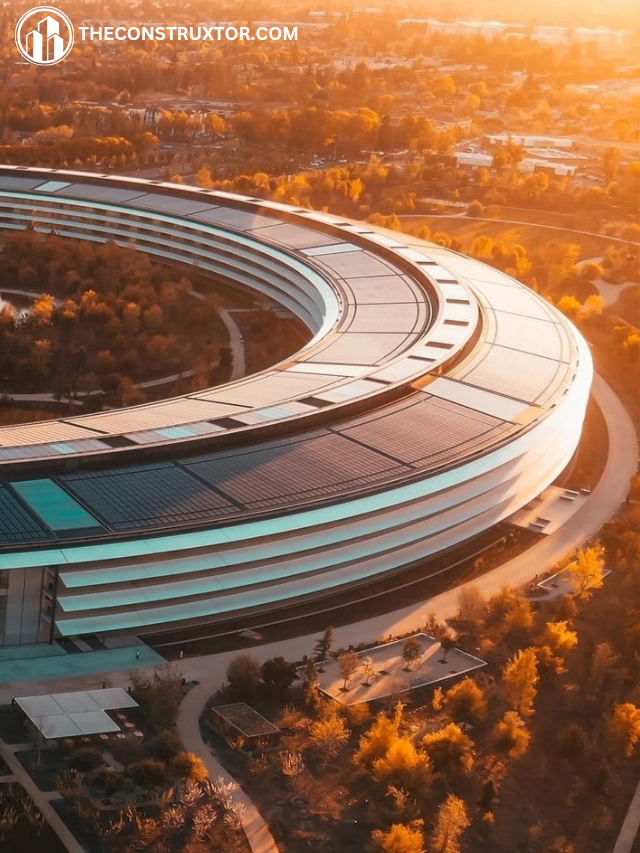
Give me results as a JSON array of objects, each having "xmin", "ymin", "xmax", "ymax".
[{"xmin": 15, "ymin": 7, "xmax": 74, "ymax": 65}]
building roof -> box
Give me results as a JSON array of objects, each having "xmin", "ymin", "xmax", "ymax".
[{"xmin": 15, "ymin": 687, "xmax": 137, "ymax": 739}]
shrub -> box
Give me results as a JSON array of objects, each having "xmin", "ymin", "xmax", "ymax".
[
  {"xmin": 89, "ymin": 767, "xmax": 125, "ymax": 795},
  {"xmin": 226, "ymin": 654, "xmax": 262, "ymax": 699},
  {"xmin": 129, "ymin": 758, "xmax": 166, "ymax": 791},
  {"xmin": 144, "ymin": 730, "xmax": 182, "ymax": 763},
  {"xmin": 261, "ymin": 657, "xmax": 297, "ymax": 692},
  {"xmin": 69, "ymin": 748, "xmax": 103, "ymax": 772}
]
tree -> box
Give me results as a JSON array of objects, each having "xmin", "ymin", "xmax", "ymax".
[
  {"xmin": 422, "ymin": 724, "xmax": 474, "ymax": 776},
  {"xmin": 589, "ymin": 642, "xmax": 620, "ymax": 694},
  {"xmin": 261, "ymin": 657, "xmax": 297, "ymax": 692},
  {"xmin": 402, "ymin": 637, "xmax": 422, "ymax": 670},
  {"xmin": 309, "ymin": 713, "xmax": 349, "ymax": 767},
  {"xmin": 503, "ymin": 600, "xmax": 534, "ymax": 636},
  {"xmin": 431, "ymin": 795, "xmax": 469, "ymax": 853},
  {"xmin": 32, "ymin": 293, "xmax": 56, "ymax": 324},
  {"xmin": 444, "ymin": 679, "xmax": 487, "ymax": 722},
  {"xmin": 362, "ymin": 656, "xmax": 376, "ymax": 685},
  {"xmin": 356, "ymin": 711, "xmax": 400, "ymax": 769},
  {"xmin": 538, "ymin": 621, "xmax": 578, "ymax": 674},
  {"xmin": 338, "ymin": 650, "xmax": 360, "ymax": 690},
  {"xmin": 145, "ymin": 730, "xmax": 182, "ymax": 762},
  {"xmin": 502, "ymin": 648, "xmax": 538, "ymax": 717},
  {"xmin": 170, "ymin": 751, "xmax": 208, "ymax": 787},
  {"xmin": 457, "ymin": 586, "xmax": 487, "ymax": 625},
  {"xmin": 439, "ymin": 634, "xmax": 455, "ymax": 663},
  {"xmin": 69, "ymin": 748, "xmax": 102, "ymax": 772},
  {"xmin": 556, "ymin": 724, "xmax": 588, "ymax": 763},
  {"xmin": 226, "ymin": 654, "xmax": 262, "ymax": 699},
  {"xmin": 303, "ymin": 657, "xmax": 318, "ymax": 685},
  {"xmin": 130, "ymin": 759, "xmax": 166, "ymax": 791},
  {"xmin": 372, "ymin": 822, "xmax": 425, "ymax": 853},
  {"xmin": 568, "ymin": 545, "xmax": 605, "ymax": 598},
  {"xmin": 314, "ymin": 627, "xmax": 334, "ymax": 671},
  {"xmin": 131, "ymin": 665, "xmax": 184, "ymax": 732},
  {"xmin": 372, "ymin": 736, "xmax": 431, "ymax": 792},
  {"xmin": 606, "ymin": 703, "xmax": 640, "ymax": 758},
  {"xmin": 491, "ymin": 711, "xmax": 530, "ymax": 759}
]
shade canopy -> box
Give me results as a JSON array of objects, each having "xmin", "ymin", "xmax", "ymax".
[{"xmin": 15, "ymin": 687, "xmax": 137, "ymax": 739}]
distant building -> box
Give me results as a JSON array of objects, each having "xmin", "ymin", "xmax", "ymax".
[{"xmin": 484, "ymin": 134, "xmax": 574, "ymax": 149}]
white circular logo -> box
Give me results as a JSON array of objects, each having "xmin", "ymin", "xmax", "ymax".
[{"xmin": 15, "ymin": 7, "xmax": 74, "ymax": 65}]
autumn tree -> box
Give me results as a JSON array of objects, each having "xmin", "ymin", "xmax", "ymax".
[
  {"xmin": 309, "ymin": 712, "xmax": 350, "ymax": 767},
  {"xmin": 568, "ymin": 545, "xmax": 605, "ymax": 598},
  {"xmin": 372, "ymin": 821, "xmax": 425, "ymax": 853},
  {"xmin": 338, "ymin": 650, "xmax": 360, "ymax": 690},
  {"xmin": 373, "ymin": 736, "xmax": 430, "ymax": 792},
  {"xmin": 537, "ymin": 621, "xmax": 579, "ymax": 674},
  {"xmin": 422, "ymin": 724, "xmax": 474, "ymax": 777},
  {"xmin": 362, "ymin": 656, "xmax": 376, "ymax": 685},
  {"xmin": 491, "ymin": 711, "xmax": 531, "ymax": 759},
  {"xmin": 589, "ymin": 642, "xmax": 620, "ymax": 694},
  {"xmin": 355, "ymin": 710, "xmax": 400, "ymax": 770},
  {"xmin": 457, "ymin": 586, "xmax": 487, "ymax": 626},
  {"xmin": 502, "ymin": 648, "xmax": 539, "ymax": 717},
  {"xmin": 606, "ymin": 703, "xmax": 640, "ymax": 758},
  {"xmin": 431, "ymin": 795, "xmax": 469, "ymax": 853},
  {"xmin": 444, "ymin": 678, "xmax": 487, "ymax": 722}
]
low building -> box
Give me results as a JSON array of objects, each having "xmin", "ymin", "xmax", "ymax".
[{"xmin": 210, "ymin": 703, "xmax": 281, "ymax": 749}]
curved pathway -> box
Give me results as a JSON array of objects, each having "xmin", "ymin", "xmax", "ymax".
[
  {"xmin": 177, "ymin": 681, "xmax": 276, "ymax": 853},
  {"xmin": 400, "ymin": 214, "xmax": 640, "ymax": 247}
]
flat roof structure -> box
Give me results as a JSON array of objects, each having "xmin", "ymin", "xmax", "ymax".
[
  {"xmin": 210, "ymin": 703, "xmax": 280, "ymax": 745},
  {"xmin": 311, "ymin": 635, "xmax": 486, "ymax": 705},
  {"xmin": 0, "ymin": 167, "xmax": 592, "ymax": 648},
  {"xmin": 15, "ymin": 687, "xmax": 138, "ymax": 739}
]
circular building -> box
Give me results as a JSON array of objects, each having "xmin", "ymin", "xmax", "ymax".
[{"xmin": 0, "ymin": 167, "xmax": 592, "ymax": 648}]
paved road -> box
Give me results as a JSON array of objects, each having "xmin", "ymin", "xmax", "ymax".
[
  {"xmin": 218, "ymin": 308, "xmax": 246, "ymax": 380},
  {"xmin": 399, "ymin": 214, "xmax": 640, "ymax": 247},
  {"xmin": 613, "ymin": 775, "xmax": 640, "ymax": 853}
]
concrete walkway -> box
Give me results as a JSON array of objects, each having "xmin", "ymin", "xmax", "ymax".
[
  {"xmin": 219, "ymin": 308, "xmax": 246, "ymax": 380},
  {"xmin": 613, "ymin": 775, "xmax": 640, "ymax": 853},
  {"xmin": 0, "ymin": 738, "xmax": 85, "ymax": 853},
  {"xmin": 177, "ymin": 681, "xmax": 277, "ymax": 853}
]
